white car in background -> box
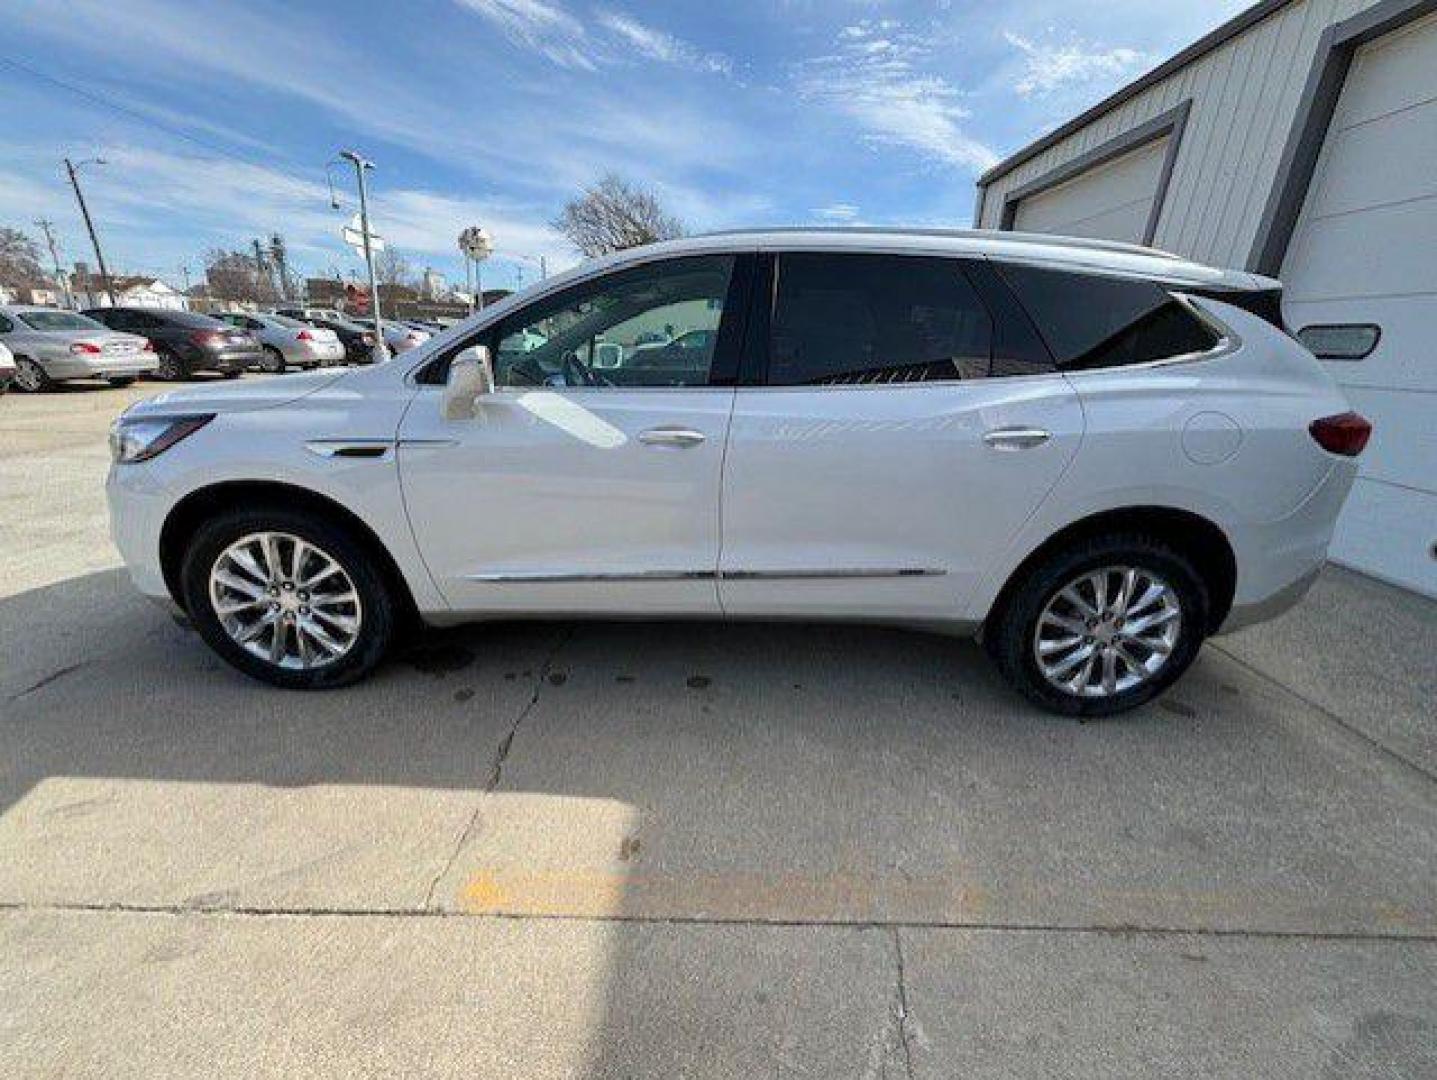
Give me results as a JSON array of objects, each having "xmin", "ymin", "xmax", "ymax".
[
  {"xmin": 0, "ymin": 305, "xmax": 155, "ymax": 390},
  {"xmin": 214, "ymin": 312, "xmax": 345, "ymax": 372},
  {"xmin": 106, "ymin": 229, "xmax": 1369, "ymax": 716}
]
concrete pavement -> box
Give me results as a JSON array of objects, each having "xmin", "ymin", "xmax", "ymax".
[{"xmin": 1, "ymin": 380, "xmax": 1434, "ymax": 1077}]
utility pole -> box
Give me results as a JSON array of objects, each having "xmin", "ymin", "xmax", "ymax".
[
  {"xmin": 252, "ymin": 238, "xmax": 270, "ymax": 300},
  {"xmin": 33, "ymin": 218, "xmax": 74, "ymax": 308},
  {"xmin": 339, "ymin": 149, "xmax": 388, "ymax": 360},
  {"xmin": 270, "ymin": 234, "xmax": 290, "ymax": 301},
  {"xmin": 63, "ymin": 157, "xmax": 116, "ymax": 306}
]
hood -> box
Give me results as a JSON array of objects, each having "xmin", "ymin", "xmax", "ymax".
[{"xmin": 125, "ymin": 367, "xmax": 348, "ymax": 418}]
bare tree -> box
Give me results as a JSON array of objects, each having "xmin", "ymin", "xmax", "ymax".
[
  {"xmin": 375, "ymin": 246, "xmax": 415, "ymax": 290},
  {"xmin": 552, "ymin": 173, "xmax": 684, "ymax": 257},
  {"xmin": 0, "ymin": 226, "xmax": 46, "ymax": 289},
  {"xmin": 203, "ymin": 247, "xmax": 278, "ymax": 303}
]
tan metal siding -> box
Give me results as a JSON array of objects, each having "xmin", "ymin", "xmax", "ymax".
[{"xmin": 979, "ymin": 0, "xmax": 1383, "ymax": 267}]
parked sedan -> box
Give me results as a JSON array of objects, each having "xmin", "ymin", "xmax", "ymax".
[
  {"xmin": 0, "ymin": 340, "xmax": 13, "ymax": 394},
  {"xmin": 0, "ymin": 305, "xmax": 155, "ymax": 391},
  {"xmin": 83, "ymin": 307, "xmax": 263, "ymax": 380},
  {"xmin": 107, "ymin": 229, "xmax": 1369, "ymax": 715},
  {"xmin": 297, "ymin": 315, "xmax": 379, "ymax": 364},
  {"xmin": 379, "ymin": 320, "xmax": 430, "ymax": 354},
  {"xmin": 214, "ymin": 312, "xmax": 345, "ymax": 372}
]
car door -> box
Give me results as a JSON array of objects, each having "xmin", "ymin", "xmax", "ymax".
[
  {"xmin": 398, "ymin": 253, "xmax": 751, "ymax": 615},
  {"xmin": 718, "ymin": 251, "xmax": 1085, "ymax": 622}
]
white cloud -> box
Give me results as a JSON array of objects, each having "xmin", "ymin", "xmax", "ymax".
[
  {"xmin": 1003, "ymin": 31, "xmax": 1153, "ymax": 98},
  {"xmin": 453, "ymin": 0, "xmax": 596, "ymax": 70},
  {"xmin": 811, "ymin": 202, "xmax": 860, "ymax": 221},
  {"xmin": 798, "ymin": 21, "xmax": 998, "ymax": 173},
  {"xmin": 595, "ymin": 11, "xmax": 732, "ymax": 75}
]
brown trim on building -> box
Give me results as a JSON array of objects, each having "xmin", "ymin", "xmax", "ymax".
[
  {"xmin": 977, "ymin": 0, "xmax": 1297, "ymax": 188},
  {"xmin": 1249, "ymin": 0, "xmax": 1437, "ymax": 273},
  {"xmin": 996, "ymin": 100, "xmax": 1192, "ymax": 246}
]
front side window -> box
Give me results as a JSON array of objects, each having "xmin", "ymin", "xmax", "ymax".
[
  {"xmin": 768, "ymin": 253, "xmax": 992, "ymax": 385},
  {"xmin": 485, "ymin": 255, "xmax": 735, "ymax": 389},
  {"xmin": 995, "ymin": 263, "xmax": 1220, "ymax": 371}
]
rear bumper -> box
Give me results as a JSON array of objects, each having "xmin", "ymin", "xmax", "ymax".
[
  {"xmin": 285, "ymin": 341, "xmax": 346, "ymax": 365},
  {"xmin": 198, "ymin": 348, "xmax": 264, "ymax": 373},
  {"xmin": 41, "ymin": 354, "xmax": 157, "ymax": 380},
  {"xmin": 1216, "ymin": 459, "xmax": 1358, "ymax": 634}
]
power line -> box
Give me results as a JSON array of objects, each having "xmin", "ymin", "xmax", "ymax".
[{"xmin": 0, "ymin": 54, "xmax": 314, "ymax": 188}]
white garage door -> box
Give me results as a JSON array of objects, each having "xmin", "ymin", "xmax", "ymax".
[
  {"xmin": 1012, "ymin": 136, "xmax": 1169, "ymax": 243},
  {"xmin": 1282, "ymin": 12, "xmax": 1437, "ymax": 597}
]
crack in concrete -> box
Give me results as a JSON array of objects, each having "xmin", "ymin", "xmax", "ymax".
[
  {"xmin": 3, "ymin": 898, "xmax": 1434, "ymax": 945},
  {"xmin": 890, "ymin": 927, "xmax": 916, "ymax": 1080},
  {"xmin": 420, "ymin": 627, "xmax": 575, "ymax": 911},
  {"xmin": 10, "ymin": 661, "xmax": 88, "ymax": 700}
]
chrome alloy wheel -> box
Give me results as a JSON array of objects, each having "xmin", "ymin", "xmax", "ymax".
[
  {"xmin": 1033, "ymin": 566, "xmax": 1182, "ymax": 699},
  {"xmin": 208, "ymin": 531, "xmax": 362, "ymax": 670},
  {"xmin": 14, "ymin": 358, "xmax": 45, "ymax": 392}
]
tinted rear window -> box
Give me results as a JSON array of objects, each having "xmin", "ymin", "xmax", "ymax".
[
  {"xmin": 769, "ymin": 253, "xmax": 992, "ymax": 385},
  {"xmin": 996, "ymin": 264, "xmax": 1219, "ymax": 371}
]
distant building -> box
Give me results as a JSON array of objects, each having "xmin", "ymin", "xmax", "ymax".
[
  {"xmin": 71, "ymin": 270, "xmax": 188, "ymax": 311},
  {"xmin": 421, "ymin": 267, "xmax": 448, "ymax": 300},
  {"xmin": 0, "ymin": 285, "xmax": 61, "ymax": 307}
]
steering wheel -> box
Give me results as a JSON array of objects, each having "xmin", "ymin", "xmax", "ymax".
[{"xmin": 562, "ymin": 350, "xmax": 606, "ymax": 388}]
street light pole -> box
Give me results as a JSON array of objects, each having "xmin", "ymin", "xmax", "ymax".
[
  {"xmin": 340, "ymin": 149, "xmax": 388, "ymax": 361},
  {"xmin": 64, "ymin": 157, "xmax": 117, "ymax": 306}
]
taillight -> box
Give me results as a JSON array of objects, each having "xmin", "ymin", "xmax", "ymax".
[
  {"xmin": 297, "ymin": 329, "xmax": 314, "ymax": 342},
  {"xmin": 142, "ymin": 339, "xmax": 155, "ymax": 351},
  {"xmin": 1309, "ymin": 411, "xmax": 1372, "ymax": 456},
  {"xmin": 69, "ymin": 342, "xmax": 102, "ymax": 355},
  {"xmin": 190, "ymin": 330, "xmax": 224, "ymax": 348}
]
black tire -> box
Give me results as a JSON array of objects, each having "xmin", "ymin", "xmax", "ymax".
[
  {"xmin": 180, "ymin": 507, "xmax": 396, "ymax": 689},
  {"xmin": 221, "ymin": 370, "xmax": 242, "ymax": 379},
  {"xmin": 13, "ymin": 357, "xmax": 53, "ymax": 392},
  {"xmin": 985, "ymin": 533, "xmax": 1209, "ymax": 718},
  {"xmin": 260, "ymin": 346, "xmax": 286, "ymax": 373},
  {"xmin": 107, "ymin": 376, "xmax": 137, "ymax": 387},
  {"xmin": 153, "ymin": 349, "xmax": 187, "ymax": 381}
]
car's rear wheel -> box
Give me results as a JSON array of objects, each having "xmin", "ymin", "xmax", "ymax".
[
  {"xmin": 260, "ymin": 346, "xmax": 286, "ymax": 373},
  {"xmin": 153, "ymin": 349, "xmax": 186, "ymax": 381},
  {"xmin": 181, "ymin": 508, "xmax": 396, "ymax": 689},
  {"xmin": 985, "ymin": 533, "xmax": 1208, "ymax": 717},
  {"xmin": 13, "ymin": 357, "xmax": 53, "ymax": 392}
]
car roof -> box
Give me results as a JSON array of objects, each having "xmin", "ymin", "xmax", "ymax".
[{"xmin": 562, "ymin": 227, "xmax": 1276, "ymax": 293}]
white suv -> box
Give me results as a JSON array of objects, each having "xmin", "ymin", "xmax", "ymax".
[{"xmin": 107, "ymin": 230, "xmax": 1370, "ymax": 715}]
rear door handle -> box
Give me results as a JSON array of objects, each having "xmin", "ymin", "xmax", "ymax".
[
  {"xmin": 983, "ymin": 428, "xmax": 1052, "ymax": 451},
  {"xmin": 638, "ymin": 427, "xmax": 707, "ymax": 448}
]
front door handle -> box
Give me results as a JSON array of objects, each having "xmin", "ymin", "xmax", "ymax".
[
  {"xmin": 639, "ymin": 427, "xmax": 707, "ymax": 448},
  {"xmin": 983, "ymin": 428, "xmax": 1052, "ymax": 451}
]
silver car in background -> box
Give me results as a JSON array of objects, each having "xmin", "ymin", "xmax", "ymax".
[
  {"xmin": 0, "ymin": 340, "xmax": 13, "ymax": 394},
  {"xmin": 378, "ymin": 319, "xmax": 430, "ymax": 354},
  {"xmin": 0, "ymin": 306, "xmax": 155, "ymax": 391},
  {"xmin": 215, "ymin": 312, "xmax": 345, "ymax": 372}
]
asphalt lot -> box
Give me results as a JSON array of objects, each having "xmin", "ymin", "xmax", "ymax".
[{"xmin": 2, "ymin": 377, "xmax": 1435, "ymax": 1078}]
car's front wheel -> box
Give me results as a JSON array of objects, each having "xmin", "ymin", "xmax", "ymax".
[
  {"xmin": 985, "ymin": 534, "xmax": 1208, "ymax": 717},
  {"xmin": 181, "ymin": 508, "xmax": 396, "ymax": 688}
]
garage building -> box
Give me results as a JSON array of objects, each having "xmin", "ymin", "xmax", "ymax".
[{"xmin": 974, "ymin": 0, "xmax": 1437, "ymax": 597}]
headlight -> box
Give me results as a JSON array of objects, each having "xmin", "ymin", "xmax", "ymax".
[{"xmin": 109, "ymin": 414, "xmax": 214, "ymax": 463}]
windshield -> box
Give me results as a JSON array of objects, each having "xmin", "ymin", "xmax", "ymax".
[
  {"xmin": 17, "ymin": 310, "xmax": 108, "ymax": 333},
  {"xmin": 266, "ymin": 314, "xmax": 307, "ymax": 328}
]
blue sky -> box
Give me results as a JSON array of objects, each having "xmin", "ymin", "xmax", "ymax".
[{"xmin": 1, "ymin": 0, "xmax": 1249, "ymax": 292}]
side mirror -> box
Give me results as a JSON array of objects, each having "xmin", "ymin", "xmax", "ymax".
[{"xmin": 440, "ymin": 345, "xmax": 495, "ymax": 421}]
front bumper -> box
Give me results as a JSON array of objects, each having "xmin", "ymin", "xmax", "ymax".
[{"xmin": 107, "ymin": 460, "xmax": 174, "ymax": 603}]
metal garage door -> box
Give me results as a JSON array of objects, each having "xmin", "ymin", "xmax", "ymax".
[
  {"xmin": 1012, "ymin": 136, "xmax": 1169, "ymax": 242},
  {"xmin": 1281, "ymin": 12, "xmax": 1437, "ymax": 597}
]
